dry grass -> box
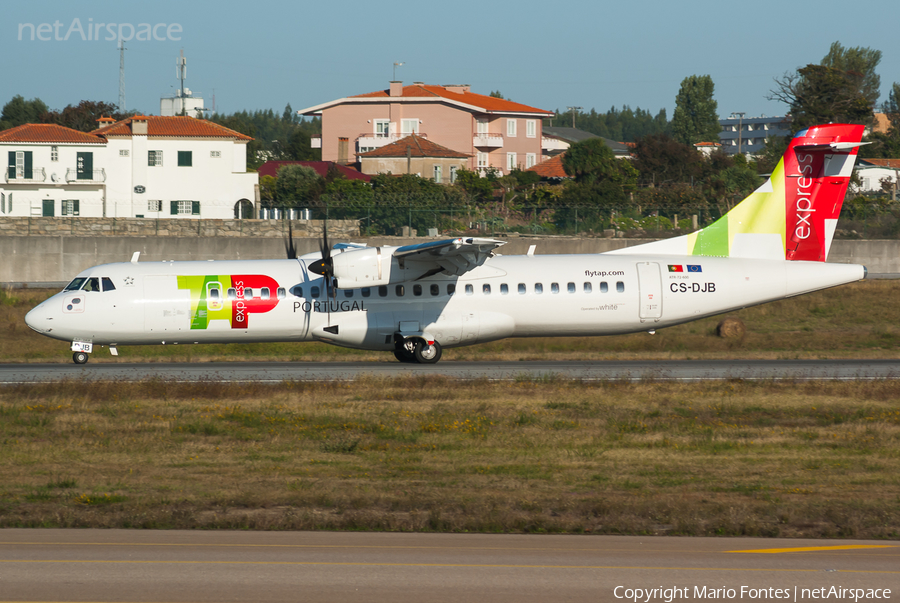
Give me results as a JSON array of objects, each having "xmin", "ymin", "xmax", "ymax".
[
  {"xmin": 1, "ymin": 377, "xmax": 898, "ymax": 537},
  {"xmin": 4, "ymin": 280, "xmax": 900, "ymax": 363}
]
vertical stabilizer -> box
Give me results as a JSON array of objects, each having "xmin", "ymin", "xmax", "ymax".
[{"xmin": 609, "ymin": 123, "xmax": 866, "ymax": 262}]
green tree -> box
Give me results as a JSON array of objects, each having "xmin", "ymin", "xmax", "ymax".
[
  {"xmin": 275, "ymin": 164, "xmax": 323, "ymax": 209},
  {"xmin": 561, "ymin": 138, "xmax": 619, "ymax": 184},
  {"xmin": 0, "ymin": 95, "xmax": 49, "ymax": 130},
  {"xmin": 452, "ymin": 168, "xmax": 494, "ymax": 202},
  {"xmin": 820, "ymin": 41, "xmax": 882, "ymax": 108},
  {"xmin": 867, "ymin": 82, "xmax": 900, "ymax": 158},
  {"xmin": 41, "ymin": 100, "xmax": 131, "ymax": 132},
  {"xmin": 670, "ymin": 75, "xmax": 720, "ymax": 145},
  {"xmin": 631, "ymin": 133, "xmax": 703, "ymax": 186}
]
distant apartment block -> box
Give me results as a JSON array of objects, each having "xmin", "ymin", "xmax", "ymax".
[
  {"xmin": 0, "ymin": 116, "xmax": 257, "ymax": 219},
  {"xmin": 718, "ymin": 115, "xmax": 791, "ymax": 156},
  {"xmin": 297, "ymin": 82, "xmax": 553, "ymax": 177}
]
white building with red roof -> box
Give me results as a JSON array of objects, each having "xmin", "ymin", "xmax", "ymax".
[
  {"xmin": 1, "ymin": 116, "xmax": 257, "ymax": 219},
  {"xmin": 297, "ymin": 81, "xmax": 553, "ymax": 176}
]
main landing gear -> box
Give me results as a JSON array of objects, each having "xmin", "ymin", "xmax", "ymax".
[
  {"xmin": 73, "ymin": 351, "xmax": 89, "ymax": 364},
  {"xmin": 393, "ymin": 338, "xmax": 442, "ymax": 364}
]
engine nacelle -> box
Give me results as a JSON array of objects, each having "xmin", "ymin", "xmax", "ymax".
[{"xmin": 328, "ymin": 247, "xmax": 393, "ymax": 288}]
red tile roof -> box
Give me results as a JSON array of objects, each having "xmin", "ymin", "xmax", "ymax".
[
  {"xmin": 359, "ymin": 134, "xmax": 469, "ymax": 159},
  {"xmin": 527, "ymin": 153, "xmax": 569, "ymax": 179},
  {"xmin": 0, "ymin": 123, "xmax": 106, "ymax": 144},
  {"xmin": 348, "ymin": 84, "xmax": 553, "ymax": 116},
  {"xmin": 861, "ymin": 158, "xmax": 900, "ymax": 169},
  {"xmin": 257, "ymin": 160, "xmax": 371, "ymax": 182},
  {"xmin": 91, "ymin": 115, "xmax": 253, "ymax": 140}
]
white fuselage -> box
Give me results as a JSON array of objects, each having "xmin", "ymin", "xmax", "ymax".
[{"xmin": 25, "ymin": 252, "xmax": 864, "ymax": 352}]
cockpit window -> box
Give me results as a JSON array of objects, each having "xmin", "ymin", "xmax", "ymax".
[
  {"xmin": 65, "ymin": 277, "xmax": 86, "ymax": 291},
  {"xmin": 81, "ymin": 277, "xmax": 101, "ymax": 292},
  {"xmin": 102, "ymin": 277, "xmax": 116, "ymax": 291}
]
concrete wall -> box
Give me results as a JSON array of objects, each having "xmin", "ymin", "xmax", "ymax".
[{"xmin": 2, "ymin": 232, "xmax": 897, "ymax": 285}]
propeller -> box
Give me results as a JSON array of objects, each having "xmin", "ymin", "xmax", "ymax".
[{"xmin": 308, "ymin": 216, "xmax": 336, "ymax": 323}]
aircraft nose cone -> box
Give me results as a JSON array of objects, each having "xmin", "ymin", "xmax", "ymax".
[{"xmin": 25, "ymin": 302, "xmax": 52, "ymax": 333}]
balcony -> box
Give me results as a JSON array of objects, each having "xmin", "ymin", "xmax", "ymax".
[
  {"xmin": 4, "ymin": 167, "xmax": 46, "ymax": 183},
  {"xmin": 65, "ymin": 168, "xmax": 106, "ymax": 183},
  {"xmin": 473, "ymin": 133, "xmax": 503, "ymax": 148}
]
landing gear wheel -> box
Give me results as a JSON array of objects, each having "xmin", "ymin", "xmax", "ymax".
[
  {"xmin": 413, "ymin": 340, "xmax": 442, "ymax": 364},
  {"xmin": 73, "ymin": 352, "xmax": 89, "ymax": 365},
  {"xmin": 393, "ymin": 340, "xmax": 417, "ymax": 363}
]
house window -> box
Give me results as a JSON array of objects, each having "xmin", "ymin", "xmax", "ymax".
[
  {"xmin": 177, "ymin": 151, "xmax": 192, "ymax": 167},
  {"xmin": 171, "ymin": 200, "xmax": 200, "ymax": 215},
  {"xmin": 8, "ymin": 151, "xmax": 32, "ymax": 180},
  {"xmin": 210, "ymin": 150, "xmax": 221, "ymax": 158},
  {"xmin": 433, "ymin": 165, "xmax": 442, "ymax": 183},
  {"xmin": 401, "ymin": 119, "xmax": 419, "ymax": 135},
  {"xmin": 507, "ymin": 152, "xmax": 517, "ymax": 171},
  {"xmin": 507, "ymin": 119, "xmax": 516, "ymax": 137},
  {"xmin": 119, "ymin": 149, "xmax": 129, "ymax": 157},
  {"xmin": 148, "ymin": 200, "xmax": 162, "ymax": 212},
  {"xmin": 526, "ymin": 120, "xmax": 536, "ymax": 138},
  {"xmin": 449, "ymin": 165, "xmax": 458, "ymax": 183},
  {"xmin": 476, "ymin": 152, "xmax": 488, "ymax": 169},
  {"xmin": 61, "ymin": 200, "xmax": 80, "ymax": 216},
  {"xmin": 476, "ymin": 118, "xmax": 489, "ymax": 134},
  {"xmin": 375, "ymin": 119, "xmax": 391, "ymax": 137},
  {"xmin": 526, "ymin": 153, "xmax": 536, "ymax": 168},
  {"xmin": 51, "ymin": 146, "xmax": 58, "ymax": 162},
  {"xmin": 0, "ymin": 193, "xmax": 5, "ymax": 214},
  {"xmin": 76, "ymin": 152, "xmax": 93, "ymax": 180},
  {"xmin": 148, "ymin": 150, "xmax": 163, "ymax": 166}
]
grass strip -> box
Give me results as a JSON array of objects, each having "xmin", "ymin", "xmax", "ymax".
[{"xmin": 1, "ymin": 377, "xmax": 898, "ymax": 537}]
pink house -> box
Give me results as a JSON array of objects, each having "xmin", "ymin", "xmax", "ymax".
[{"xmin": 297, "ymin": 82, "xmax": 554, "ymax": 176}]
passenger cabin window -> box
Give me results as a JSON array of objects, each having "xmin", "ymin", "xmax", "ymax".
[
  {"xmin": 500, "ymin": 284, "xmax": 508, "ymax": 295},
  {"xmin": 276, "ymin": 287, "xmax": 286, "ymax": 299},
  {"xmin": 261, "ymin": 287, "xmax": 270, "ymax": 300},
  {"xmin": 518, "ymin": 283, "xmax": 526, "ymax": 295},
  {"xmin": 344, "ymin": 289, "xmax": 353, "ymax": 298},
  {"xmin": 567, "ymin": 282, "xmax": 575, "ymax": 294},
  {"xmin": 102, "ymin": 277, "xmax": 116, "ymax": 291},
  {"xmin": 311, "ymin": 286, "xmax": 320, "ymax": 298},
  {"xmin": 209, "ymin": 288, "xmax": 221, "ymax": 301},
  {"xmin": 430, "ymin": 284, "xmax": 439, "ymax": 296},
  {"xmin": 413, "ymin": 284, "xmax": 422, "ymax": 296},
  {"xmin": 465, "ymin": 284, "xmax": 474, "ymax": 295},
  {"xmin": 584, "ymin": 282, "xmax": 592, "ymax": 293},
  {"xmin": 600, "ymin": 282, "xmax": 609, "ymax": 293},
  {"xmin": 483, "ymin": 284, "xmax": 491, "ymax": 295},
  {"xmin": 447, "ymin": 284, "xmax": 456, "ymax": 295},
  {"xmin": 378, "ymin": 286, "xmax": 388, "ymax": 297},
  {"xmin": 395, "ymin": 285, "xmax": 405, "ymax": 296},
  {"xmin": 290, "ymin": 285, "xmax": 303, "ymax": 298},
  {"xmin": 551, "ymin": 282, "xmax": 559, "ymax": 294},
  {"xmin": 227, "ymin": 288, "xmax": 237, "ymax": 299},
  {"xmin": 244, "ymin": 288, "xmax": 254, "ymax": 299},
  {"xmin": 81, "ymin": 277, "xmax": 101, "ymax": 292},
  {"xmin": 617, "ymin": 281, "xmax": 625, "ymax": 293},
  {"xmin": 534, "ymin": 283, "xmax": 543, "ymax": 294},
  {"xmin": 362, "ymin": 287, "xmax": 371, "ymax": 298}
]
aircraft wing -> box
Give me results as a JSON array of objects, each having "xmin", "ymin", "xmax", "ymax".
[{"xmin": 393, "ymin": 237, "xmax": 506, "ymax": 276}]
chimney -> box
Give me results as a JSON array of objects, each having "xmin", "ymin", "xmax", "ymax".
[
  {"xmin": 131, "ymin": 115, "xmax": 149, "ymax": 135},
  {"xmin": 338, "ymin": 137, "xmax": 349, "ymax": 164},
  {"xmin": 443, "ymin": 84, "xmax": 470, "ymax": 94},
  {"xmin": 389, "ymin": 81, "xmax": 403, "ymax": 97}
]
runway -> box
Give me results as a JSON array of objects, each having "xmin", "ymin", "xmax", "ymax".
[
  {"xmin": 0, "ymin": 530, "xmax": 896, "ymax": 602},
  {"xmin": 2, "ymin": 359, "xmax": 900, "ymax": 383}
]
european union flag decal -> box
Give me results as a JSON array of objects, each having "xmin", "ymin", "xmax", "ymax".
[{"xmin": 687, "ymin": 265, "xmax": 702, "ymax": 273}]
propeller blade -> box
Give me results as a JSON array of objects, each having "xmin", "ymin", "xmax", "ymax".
[{"xmin": 284, "ymin": 217, "xmax": 297, "ymax": 260}]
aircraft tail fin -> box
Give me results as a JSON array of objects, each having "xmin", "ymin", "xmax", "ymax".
[{"xmin": 609, "ymin": 123, "xmax": 866, "ymax": 262}]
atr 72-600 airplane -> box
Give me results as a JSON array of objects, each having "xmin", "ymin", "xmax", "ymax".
[{"xmin": 26, "ymin": 123, "xmax": 867, "ymax": 364}]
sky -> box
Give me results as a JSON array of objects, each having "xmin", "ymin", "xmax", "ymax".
[{"xmin": 3, "ymin": 0, "xmax": 898, "ymax": 123}]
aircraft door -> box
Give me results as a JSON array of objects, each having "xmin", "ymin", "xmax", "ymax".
[{"xmin": 637, "ymin": 262, "xmax": 662, "ymax": 321}]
